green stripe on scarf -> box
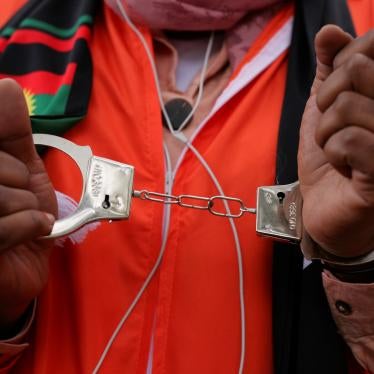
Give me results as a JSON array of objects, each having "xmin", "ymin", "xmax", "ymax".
[
  {"xmin": 0, "ymin": 0, "xmax": 100, "ymax": 136},
  {"xmin": 0, "ymin": 27, "xmax": 15, "ymax": 37},
  {"xmin": 20, "ymin": 15, "xmax": 93, "ymax": 38}
]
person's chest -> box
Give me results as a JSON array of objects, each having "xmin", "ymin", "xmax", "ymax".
[{"xmin": 38, "ymin": 4, "xmax": 292, "ymax": 373}]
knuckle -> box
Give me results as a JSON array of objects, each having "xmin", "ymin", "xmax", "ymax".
[
  {"xmin": 332, "ymin": 92, "xmax": 351, "ymax": 117},
  {"xmin": 29, "ymin": 210, "xmax": 46, "ymax": 232},
  {"xmin": 333, "ymin": 53, "xmax": 343, "ymax": 70},
  {"xmin": 346, "ymin": 53, "xmax": 370, "ymax": 76},
  {"xmin": 0, "ymin": 186, "xmax": 39, "ymax": 214},
  {"xmin": 28, "ymin": 192, "xmax": 39, "ymax": 208},
  {"xmin": 0, "ymin": 151, "xmax": 29, "ymax": 176},
  {"xmin": 340, "ymin": 127, "xmax": 360, "ymax": 149},
  {"xmin": 15, "ymin": 159, "xmax": 30, "ymax": 180},
  {"xmin": 20, "ymin": 191, "xmax": 39, "ymax": 211}
]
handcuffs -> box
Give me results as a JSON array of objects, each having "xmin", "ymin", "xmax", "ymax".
[{"xmin": 33, "ymin": 134, "xmax": 374, "ymax": 277}]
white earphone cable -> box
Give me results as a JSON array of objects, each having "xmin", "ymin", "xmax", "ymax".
[
  {"xmin": 174, "ymin": 133, "xmax": 246, "ymax": 374},
  {"xmin": 114, "ymin": 0, "xmax": 214, "ymax": 136},
  {"xmin": 92, "ymin": 143, "xmax": 173, "ymax": 374}
]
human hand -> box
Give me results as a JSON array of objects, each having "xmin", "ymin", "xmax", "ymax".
[
  {"xmin": 298, "ymin": 26, "xmax": 374, "ymax": 258},
  {"xmin": 0, "ymin": 79, "xmax": 57, "ymax": 334}
]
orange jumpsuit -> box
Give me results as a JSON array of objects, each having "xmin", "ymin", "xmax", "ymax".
[{"xmin": 0, "ymin": 1, "xmax": 372, "ymax": 373}]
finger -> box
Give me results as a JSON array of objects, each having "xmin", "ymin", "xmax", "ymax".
[
  {"xmin": 0, "ymin": 210, "xmax": 55, "ymax": 252},
  {"xmin": 0, "ymin": 151, "xmax": 29, "ymax": 188},
  {"xmin": 316, "ymin": 92, "xmax": 374, "ymax": 148},
  {"xmin": 333, "ymin": 29, "xmax": 374, "ymax": 69},
  {"xmin": 311, "ymin": 25, "xmax": 353, "ymax": 93},
  {"xmin": 323, "ymin": 126, "xmax": 374, "ymax": 180},
  {"xmin": 315, "ymin": 25, "xmax": 354, "ymax": 66},
  {"xmin": 0, "ymin": 186, "xmax": 39, "ymax": 217},
  {"xmin": 317, "ymin": 53, "xmax": 374, "ymax": 112},
  {"xmin": 0, "ymin": 80, "xmax": 57, "ymax": 220},
  {"xmin": 0, "ymin": 79, "xmax": 38, "ymax": 164}
]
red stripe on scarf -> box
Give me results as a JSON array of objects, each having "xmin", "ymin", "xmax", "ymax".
[
  {"xmin": 0, "ymin": 25, "xmax": 91, "ymax": 53},
  {"xmin": 0, "ymin": 62, "xmax": 77, "ymax": 94}
]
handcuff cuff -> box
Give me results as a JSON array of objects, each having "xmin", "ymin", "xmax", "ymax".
[{"xmin": 33, "ymin": 134, "xmax": 374, "ymax": 281}]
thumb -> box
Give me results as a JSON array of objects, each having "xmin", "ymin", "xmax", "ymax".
[
  {"xmin": 0, "ymin": 78, "xmax": 57, "ymax": 217},
  {"xmin": 311, "ymin": 25, "xmax": 353, "ymax": 94},
  {"xmin": 0, "ymin": 78, "xmax": 38, "ymax": 164}
]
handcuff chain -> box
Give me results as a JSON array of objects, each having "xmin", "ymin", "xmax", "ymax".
[{"xmin": 133, "ymin": 190, "xmax": 256, "ymax": 218}]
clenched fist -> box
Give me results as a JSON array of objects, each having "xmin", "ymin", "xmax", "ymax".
[
  {"xmin": 0, "ymin": 79, "xmax": 57, "ymax": 335},
  {"xmin": 299, "ymin": 26, "xmax": 374, "ymax": 257}
]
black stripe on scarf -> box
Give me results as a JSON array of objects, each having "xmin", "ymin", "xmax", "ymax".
[{"xmin": 0, "ymin": 0, "xmax": 100, "ymax": 135}]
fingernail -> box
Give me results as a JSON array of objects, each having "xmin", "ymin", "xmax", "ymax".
[{"xmin": 45, "ymin": 213, "xmax": 55, "ymax": 225}]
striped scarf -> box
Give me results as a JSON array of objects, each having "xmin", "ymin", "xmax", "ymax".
[
  {"xmin": 0, "ymin": 0, "xmax": 284, "ymax": 134},
  {"xmin": 0, "ymin": 0, "xmax": 99, "ymax": 135}
]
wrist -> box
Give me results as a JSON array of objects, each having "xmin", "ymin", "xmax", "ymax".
[
  {"xmin": 301, "ymin": 231, "xmax": 374, "ymax": 283},
  {"xmin": 254, "ymin": 180, "xmax": 374, "ymax": 283}
]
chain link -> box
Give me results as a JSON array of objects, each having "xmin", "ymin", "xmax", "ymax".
[{"xmin": 133, "ymin": 190, "xmax": 256, "ymax": 218}]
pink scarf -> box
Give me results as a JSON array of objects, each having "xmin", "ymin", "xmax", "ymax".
[{"xmin": 105, "ymin": 0, "xmax": 287, "ymax": 67}]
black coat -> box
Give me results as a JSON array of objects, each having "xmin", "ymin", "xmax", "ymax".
[{"xmin": 273, "ymin": 1, "xmax": 356, "ymax": 373}]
